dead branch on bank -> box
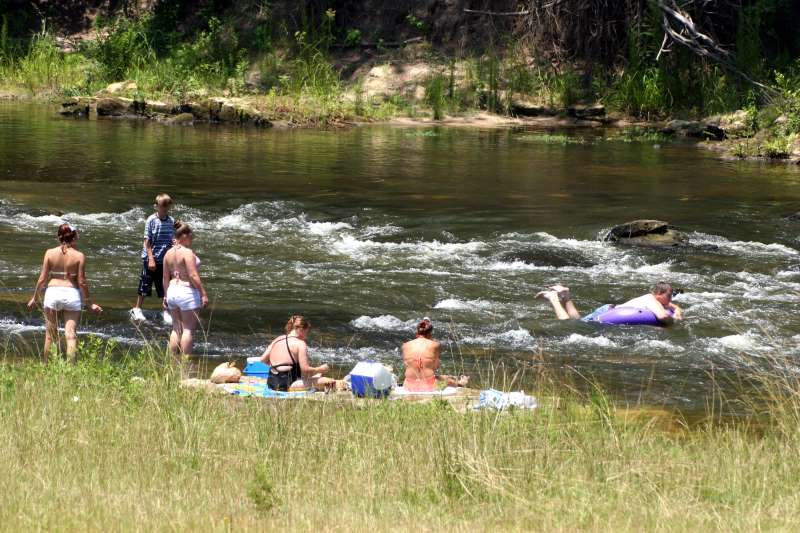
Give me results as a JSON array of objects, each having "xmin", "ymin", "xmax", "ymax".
[{"xmin": 463, "ymin": 0, "xmax": 777, "ymax": 97}]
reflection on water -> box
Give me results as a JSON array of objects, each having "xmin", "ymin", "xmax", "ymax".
[{"xmin": 2, "ymin": 102, "xmax": 800, "ymax": 408}]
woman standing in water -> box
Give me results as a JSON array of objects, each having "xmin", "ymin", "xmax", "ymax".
[
  {"xmin": 162, "ymin": 221, "xmax": 208, "ymax": 360},
  {"xmin": 27, "ymin": 223, "xmax": 103, "ymax": 362}
]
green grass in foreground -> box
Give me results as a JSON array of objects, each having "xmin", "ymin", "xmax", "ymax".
[{"xmin": 2, "ymin": 343, "xmax": 800, "ymax": 531}]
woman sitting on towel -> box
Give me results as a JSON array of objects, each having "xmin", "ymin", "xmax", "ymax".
[
  {"xmin": 402, "ymin": 318, "xmax": 468, "ymax": 392},
  {"xmin": 259, "ymin": 315, "xmax": 329, "ymax": 391}
]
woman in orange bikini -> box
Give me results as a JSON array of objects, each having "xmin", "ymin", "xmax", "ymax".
[{"xmin": 402, "ymin": 318, "xmax": 468, "ymax": 392}]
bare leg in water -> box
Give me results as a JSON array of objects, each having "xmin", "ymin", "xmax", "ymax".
[
  {"xmin": 62, "ymin": 311, "xmax": 80, "ymax": 362},
  {"xmin": 169, "ymin": 308, "xmax": 199, "ymax": 361},
  {"xmin": 43, "ymin": 307, "xmax": 59, "ymax": 363},
  {"xmin": 536, "ymin": 285, "xmax": 582, "ymax": 320}
]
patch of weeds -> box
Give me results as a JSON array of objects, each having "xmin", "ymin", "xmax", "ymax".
[
  {"xmin": 400, "ymin": 486, "xmax": 441, "ymax": 507},
  {"xmin": 405, "ymin": 130, "xmax": 438, "ymax": 137},
  {"xmin": 730, "ymin": 141, "xmax": 756, "ymax": 159},
  {"xmin": 248, "ymin": 464, "xmax": 276, "ymax": 512},
  {"xmin": 517, "ymin": 133, "xmax": 589, "ymax": 145},
  {"xmin": 759, "ymin": 135, "xmax": 795, "ymax": 159},
  {"xmin": 611, "ymin": 128, "xmax": 673, "ymax": 143},
  {"xmin": 425, "ymin": 72, "xmax": 447, "ymax": 120}
]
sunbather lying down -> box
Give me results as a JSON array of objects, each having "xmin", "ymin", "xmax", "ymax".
[
  {"xmin": 402, "ymin": 318, "xmax": 469, "ymax": 392},
  {"xmin": 535, "ymin": 282, "xmax": 683, "ymax": 326}
]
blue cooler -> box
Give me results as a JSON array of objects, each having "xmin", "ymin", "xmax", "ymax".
[
  {"xmin": 349, "ymin": 361, "xmax": 393, "ymax": 398},
  {"xmin": 243, "ymin": 357, "xmax": 271, "ymax": 378}
]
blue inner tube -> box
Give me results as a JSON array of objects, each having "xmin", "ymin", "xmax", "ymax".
[{"xmin": 596, "ymin": 306, "xmax": 671, "ymax": 327}]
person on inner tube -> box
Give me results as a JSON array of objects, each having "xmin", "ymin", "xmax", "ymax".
[{"xmin": 536, "ymin": 281, "xmax": 684, "ymax": 325}]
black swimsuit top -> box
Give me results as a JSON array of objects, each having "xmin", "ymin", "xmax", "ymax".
[{"xmin": 269, "ymin": 335, "xmax": 301, "ymax": 382}]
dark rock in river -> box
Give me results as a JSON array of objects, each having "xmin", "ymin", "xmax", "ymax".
[
  {"xmin": 59, "ymin": 97, "xmax": 91, "ymax": 117},
  {"xmin": 509, "ymin": 99, "xmax": 554, "ymax": 117},
  {"xmin": 604, "ymin": 219, "xmax": 688, "ymax": 248},
  {"xmin": 96, "ymin": 97, "xmax": 137, "ymax": 117},
  {"xmin": 60, "ymin": 96, "xmax": 271, "ymax": 127},
  {"xmin": 661, "ymin": 119, "xmax": 725, "ymax": 140},
  {"xmin": 167, "ymin": 113, "xmax": 195, "ymax": 125},
  {"xmin": 567, "ymin": 104, "xmax": 605, "ymax": 119}
]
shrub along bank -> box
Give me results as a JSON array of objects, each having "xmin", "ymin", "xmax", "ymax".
[{"xmin": 0, "ymin": 4, "xmax": 798, "ymax": 159}]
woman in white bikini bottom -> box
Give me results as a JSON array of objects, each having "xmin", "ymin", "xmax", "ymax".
[
  {"xmin": 166, "ymin": 282, "xmax": 201, "ymax": 311},
  {"xmin": 43, "ymin": 286, "xmax": 82, "ymax": 311},
  {"xmin": 162, "ymin": 220, "xmax": 208, "ymax": 358}
]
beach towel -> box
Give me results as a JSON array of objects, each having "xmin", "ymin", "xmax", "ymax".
[
  {"xmin": 392, "ymin": 386, "xmax": 459, "ymax": 397},
  {"xmin": 472, "ymin": 389, "xmax": 537, "ymax": 411},
  {"xmin": 221, "ymin": 381, "xmax": 310, "ymax": 399}
]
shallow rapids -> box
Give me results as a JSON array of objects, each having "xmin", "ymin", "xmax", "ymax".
[{"xmin": 2, "ymin": 102, "xmax": 800, "ymax": 408}]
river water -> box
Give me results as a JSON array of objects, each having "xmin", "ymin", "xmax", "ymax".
[{"xmin": 2, "ymin": 103, "xmax": 799, "ymax": 408}]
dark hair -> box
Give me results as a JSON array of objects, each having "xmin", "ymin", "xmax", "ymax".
[
  {"xmin": 174, "ymin": 220, "xmax": 192, "ymax": 239},
  {"xmin": 651, "ymin": 282, "xmax": 673, "ymax": 296},
  {"xmin": 416, "ymin": 318, "xmax": 433, "ymax": 337},
  {"xmin": 57, "ymin": 223, "xmax": 78, "ymax": 253},
  {"xmin": 285, "ymin": 315, "xmax": 310, "ymax": 334}
]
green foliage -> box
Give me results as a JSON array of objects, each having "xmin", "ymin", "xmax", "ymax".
[
  {"xmin": 774, "ymin": 66, "xmax": 800, "ymax": 134},
  {"xmin": 517, "ymin": 133, "xmax": 588, "ymax": 145},
  {"xmin": 610, "ymin": 67, "xmax": 671, "ymax": 119},
  {"xmin": 1, "ymin": 26, "xmax": 94, "ymax": 95},
  {"xmin": 248, "ymin": 465, "xmax": 276, "ymax": 512},
  {"xmin": 88, "ymin": 17, "xmax": 155, "ymax": 81},
  {"xmin": 425, "ymin": 73, "xmax": 447, "ymax": 120},
  {"xmin": 406, "ymin": 13, "xmax": 426, "ymax": 33},
  {"xmin": 0, "ymin": 14, "xmax": 9, "ymax": 64},
  {"xmin": 548, "ymin": 67, "xmax": 582, "ymax": 108},
  {"xmin": 344, "ymin": 28, "xmax": 361, "ymax": 47}
]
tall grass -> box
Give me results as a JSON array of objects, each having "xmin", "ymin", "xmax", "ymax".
[
  {"xmin": 2, "ymin": 338, "xmax": 800, "ymax": 530},
  {"xmin": 0, "ymin": 26, "xmax": 97, "ymax": 96}
]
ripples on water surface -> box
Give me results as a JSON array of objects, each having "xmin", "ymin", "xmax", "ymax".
[{"xmin": 2, "ymin": 103, "xmax": 800, "ymax": 408}]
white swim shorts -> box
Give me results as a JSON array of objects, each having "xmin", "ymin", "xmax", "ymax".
[
  {"xmin": 43, "ymin": 286, "xmax": 82, "ymax": 312},
  {"xmin": 166, "ymin": 284, "xmax": 202, "ymax": 311}
]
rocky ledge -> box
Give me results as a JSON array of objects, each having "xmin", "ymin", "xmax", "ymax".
[
  {"xmin": 59, "ymin": 95, "xmax": 272, "ymax": 127},
  {"xmin": 604, "ymin": 220, "xmax": 688, "ymax": 248}
]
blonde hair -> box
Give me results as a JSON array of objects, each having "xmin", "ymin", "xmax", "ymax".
[
  {"xmin": 154, "ymin": 193, "xmax": 173, "ymax": 207},
  {"xmin": 285, "ymin": 315, "xmax": 310, "ymax": 334}
]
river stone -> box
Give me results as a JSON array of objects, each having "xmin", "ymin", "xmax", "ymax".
[
  {"xmin": 96, "ymin": 97, "xmax": 135, "ymax": 117},
  {"xmin": 102, "ymin": 80, "xmax": 137, "ymax": 94},
  {"xmin": 661, "ymin": 119, "xmax": 725, "ymax": 140},
  {"xmin": 604, "ymin": 220, "xmax": 688, "ymax": 247},
  {"xmin": 146, "ymin": 100, "xmax": 174, "ymax": 115},
  {"xmin": 167, "ymin": 113, "xmax": 195, "ymax": 125},
  {"xmin": 184, "ymin": 101, "xmax": 211, "ymax": 121},
  {"xmin": 567, "ymin": 104, "xmax": 605, "ymax": 119},
  {"xmin": 705, "ymin": 110, "xmax": 751, "ymax": 139},
  {"xmin": 510, "ymin": 99, "xmax": 553, "ymax": 117},
  {"xmin": 59, "ymin": 97, "xmax": 91, "ymax": 117}
]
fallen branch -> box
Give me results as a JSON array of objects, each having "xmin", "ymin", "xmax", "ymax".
[
  {"xmin": 656, "ymin": 0, "xmax": 778, "ymax": 98},
  {"xmin": 463, "ymin": 8, "xmax": 531, "ymax": 16},
  {"xmin": 330, "ymin": 37, "xmax": 423, "ymax": 49}
]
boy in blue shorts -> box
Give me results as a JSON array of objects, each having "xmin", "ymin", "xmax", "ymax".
[{"xmin": 130, "ymin": 193, "xmax": 175, "ymax": 324}]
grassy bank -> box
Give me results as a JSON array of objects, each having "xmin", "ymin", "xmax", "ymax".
[{"xmin": 2, "ymin": 340, "xmax": 800, "ymax": 530}]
